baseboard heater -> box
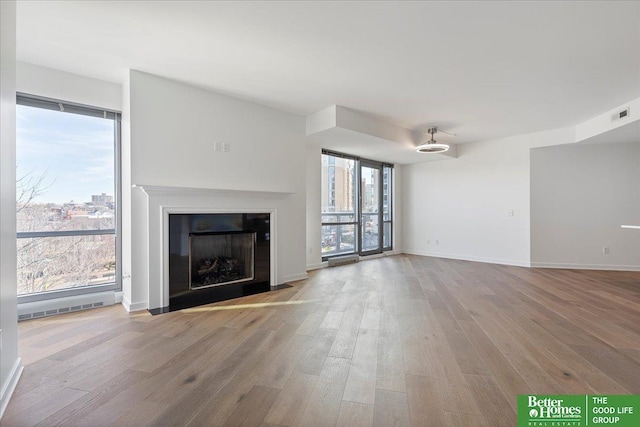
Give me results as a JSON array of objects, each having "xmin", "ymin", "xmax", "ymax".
[
  {"xmin": 17, "ymin": 291, "xmax": 116, "ymax": 321},
  {"xmin": 327, "ymin": 254, "xmax": 360, "ymax": 267}
]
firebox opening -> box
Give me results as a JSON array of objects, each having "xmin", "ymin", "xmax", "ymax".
[{"xmin": 189, "ymin": 231, "xmax": 256, "ymax": 289}]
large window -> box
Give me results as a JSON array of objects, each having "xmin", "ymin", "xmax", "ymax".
[
  {"xmin": 321, "ymin": 152, "xmax": 357, "ymax": 257},
  {"xmin": 16, "ymin": 94, "xmax": 121, "ymax": 299},
  {"xmin": 321, "ymin": 150, "xmax": 393, "ymax": 258}
]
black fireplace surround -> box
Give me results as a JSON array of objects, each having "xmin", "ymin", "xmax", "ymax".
[{"xmin": 152, "ymin": 213, "xmax": 271, "ymax": 313}]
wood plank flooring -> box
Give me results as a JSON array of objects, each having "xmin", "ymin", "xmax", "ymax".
[{"xmin": 4, "ymin": 255, "xmax": 640, "ymax": 426}]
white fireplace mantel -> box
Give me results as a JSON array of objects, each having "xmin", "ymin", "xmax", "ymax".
[
  {"xmin": 133, "ymin": 184, "xmax": 295, "ymax": 198},
  {"xmin": 132, "ymin": 184, "xmax": 293, "ymax": 310}
]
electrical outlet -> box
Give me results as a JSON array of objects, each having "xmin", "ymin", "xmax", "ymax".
[
  {"xmin": 506, "ymin": 210, "xmax": 514, "ymax": 217},
  {"xmin": 223, "ymin": 143, "xmax": 231, "ymax": 153},
  {"xmin": 602, "ymin": 246, "xmax": 610, "ymax": 254}
]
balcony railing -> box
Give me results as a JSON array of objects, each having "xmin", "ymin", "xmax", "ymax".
[{"xmin": 322, "ymin": 212, "xmax": 357, "ymax": 257}]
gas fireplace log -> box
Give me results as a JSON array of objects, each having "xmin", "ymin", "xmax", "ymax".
[
  {"xmin": 197, "ymin": 258, "xmax": 218, "ymax": 275},
  {"xmin": 194, "ymin": 256, "xmax": 245, "ymax": 286}
]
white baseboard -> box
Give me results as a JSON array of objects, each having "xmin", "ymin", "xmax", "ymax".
[
  {"xmin": 306, "ymin": 262, "xmax": 327, "ymax": 271},
  {"xmin": 401, "ymin": 250, "xmax": 639, "ymax": 271},
  {"xmin": 402, "ymin": 249, "xmax": 531, "ymax": 268},
  {"xmin": 114, "ymin": 292, "xmax": 123, "ymax": 304},
  {"xmin": 121, "ymin": 296, "xmax": 148, "ymax": 312},
  {"xmin": 531, "ymin": 262, "xmax": 640, "ymax": 271},
  {"xmin": 361, "ymin": 251, "xmax": 403, "ymax": 260},
  {"xmin": 0, "ymin": 357, "xmax": 23, "ymax": 420},
  {"xmin": 283, "ymin": 272, "xmax": 309, "ymax": 283},
  {"xmin": 384, "ymin": 250, "xmax": 402, "ymax": 256}
]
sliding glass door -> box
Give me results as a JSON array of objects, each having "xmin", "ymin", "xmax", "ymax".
[
  {"xmin": 321, "ymin": 153, "xmax": 358, "ymax": 257},
  {"xmin": 321, "ymin": 150, "xmax": 392, "ymax": 260}
]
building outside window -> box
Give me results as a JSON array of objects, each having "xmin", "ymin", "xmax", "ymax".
[{"xmin": 321, "ymin": 153, "xmax": 357, "ymax": 256}]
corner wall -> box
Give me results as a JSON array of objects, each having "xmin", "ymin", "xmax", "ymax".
[
  {"xmin": 305, "ymin": 146, "xmax": 322, "ymax": 269},
  {"xmin": 402, "ymin": 127, "xmax": 574, "ymax": 266},
  {"xmin": 531, "ymin": 141, "xmax": 640, "ymax": 269},
  {"xmin": 0, "ymin": 0, "xmax": 22, "ymax": 418},
  {"xmin": 120, "ymin": 72, "xmax": 134, "ymax": 308}
]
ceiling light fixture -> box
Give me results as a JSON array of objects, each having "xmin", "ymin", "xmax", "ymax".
[{"xmin": 416, "ymin": 127, "xmax": 449, "ymax": 153}]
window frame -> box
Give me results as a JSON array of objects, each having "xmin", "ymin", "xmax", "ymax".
[
  {"xmin": 321, "ymin": 149, "xmax": 393, "ymax": 260},
  {"xmin": 321, "ymin": 150, "xmax": 359, "ymax": 258},
  {"xmin": 382, "ymin": 164, "xmax": 393, "ymax": 251},
  {"xmin": 16, "ymin": 93, "xmax": 122, "ymax": 303}
]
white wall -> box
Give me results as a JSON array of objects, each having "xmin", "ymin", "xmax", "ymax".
[
  {"xmin": 120, "ymin": 72, "xmax": 133, "ymax": 308},
  {"xmin": 0, "ymin": 0, "xmax": 22, "ymax": 418},
  {"xmin": 129, "ymin": 71, "xmax": 304, "ymax": 193},
  {"xmin": 16, "ymin": 62, "xmax": 122, "ymax": 111},
  {"xmin": 402, "ymin": 127, "xmax": 574, "ymax": 266},
  {"xmin": 305, "ymin": 146, "xmax": 322, "ymax": 269},
  {"xmin": 126, "ymin": 71, "xmax": 308, "ymax": 309},
  {"xmin": 531, "ymin": 141, "xmax": 640, "ymax": 269}
]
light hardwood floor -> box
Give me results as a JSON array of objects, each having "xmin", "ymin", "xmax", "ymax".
[{"xmin": 4, "ymin": 255, "xmax": 640, "ymax": 426}]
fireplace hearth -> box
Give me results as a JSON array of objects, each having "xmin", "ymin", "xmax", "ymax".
[{"xmin": 158, "ymin": 213, "xmax": 271, "ymax": 313}]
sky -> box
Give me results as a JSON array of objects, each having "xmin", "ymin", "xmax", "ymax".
[{"xmin": 16, "ymin": 105, "xmax": 115, "ymax": 205}]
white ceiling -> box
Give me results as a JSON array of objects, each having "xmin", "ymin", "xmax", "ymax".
[{"xmin": 16, "ymin": 1, "xmax": 640, "ymax": 145}]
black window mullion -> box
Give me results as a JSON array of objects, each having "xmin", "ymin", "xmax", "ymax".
[{"xmin": 17, "ymin": 229, "xmax": 116, "ymax": 239}]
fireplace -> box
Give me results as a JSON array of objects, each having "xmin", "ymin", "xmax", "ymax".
[{"xmin": 163, "ymin": 212, "xmax": 271, "ymax": 312}]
